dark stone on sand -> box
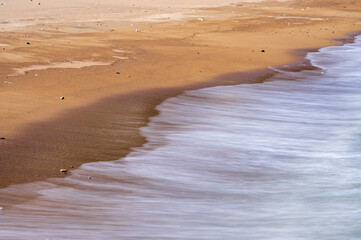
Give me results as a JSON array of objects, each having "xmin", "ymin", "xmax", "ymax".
[
  {"xmin": 26, "ymin": 42, "xmax": 30, "ymax": 45},
  {"xmin": 0, "ymin": 137, "xmax": 5, "ymax": 140},
  {"xmin": 261, "ymin": 50, "xmax": 265, "ymax": 52},
  {"xmin": 116, "ymin": 72, "xmax": 121, "ymax": 74}
]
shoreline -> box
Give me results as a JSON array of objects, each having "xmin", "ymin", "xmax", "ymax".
[
  {"xmin": 0, "ymin": 33, "xmax": 358, "ymax": 189},
  {"xmin": 1, "ymin": 0, "xmax": 361, "ymax": 188},
  {"xmin": 1, "ymin": 30, "xmax": 361, "ymax": 239},
  {"xmin": 0, "ymin": 67, "xmax": 275, "ymax": 188}
]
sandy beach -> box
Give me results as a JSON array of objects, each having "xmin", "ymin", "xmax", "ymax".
[{"xmin": 0, "ymin": 0, "xmax": 361, "ymax": 188}]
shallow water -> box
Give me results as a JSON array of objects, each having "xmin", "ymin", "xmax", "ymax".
[{"xmin": 1, "ymin": 36, "xmax": 361, "ymax": 239}]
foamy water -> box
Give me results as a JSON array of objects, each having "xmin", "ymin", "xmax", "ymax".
[{"xmin": 1, "ymin": 36, "xmax": 361, "ymax": 239}]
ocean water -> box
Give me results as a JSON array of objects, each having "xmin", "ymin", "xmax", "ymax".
[{"xmin": 0, "ymin": 36, "xmax": 361, "ymax": 239}]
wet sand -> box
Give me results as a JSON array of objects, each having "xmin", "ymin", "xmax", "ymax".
[{"xmin": 0, "ymin": 0, "xmax": 361, "ymax": 188}]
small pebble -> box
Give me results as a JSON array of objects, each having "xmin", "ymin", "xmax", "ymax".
[
  {"xmin": 88, "ymin": 176, "xmax": 92, "ymax": 180},
  {"xmin": 116, "ymin": 72, "xmax": 121, "ymax": 74},
  {"xmin": 0, "ymin": 206, "xmax": 3, "ymax": 210},
  {"xmin": 26, "ymin": 42, "xmax": 30, "ymax": 45},
  {"xmin": 60, "ymin": 96, "xmax": 65, "ymax": 100},
  {"xmin": 0, "ymin": 137, "xmax": 5, "ymax": 140},
  {"xmin": 261, "ymin": 50, "xmax": 265, "ymax": 52}
]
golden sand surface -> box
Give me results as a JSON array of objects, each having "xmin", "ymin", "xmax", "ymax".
[{"xmin": 0, "ymin": 0, "xmax": 360, "ymax": 187}]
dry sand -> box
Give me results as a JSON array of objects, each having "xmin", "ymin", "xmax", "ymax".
[{"xmin": 0, "ymin": 0, "xmax": 360, "ymax": 187}]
